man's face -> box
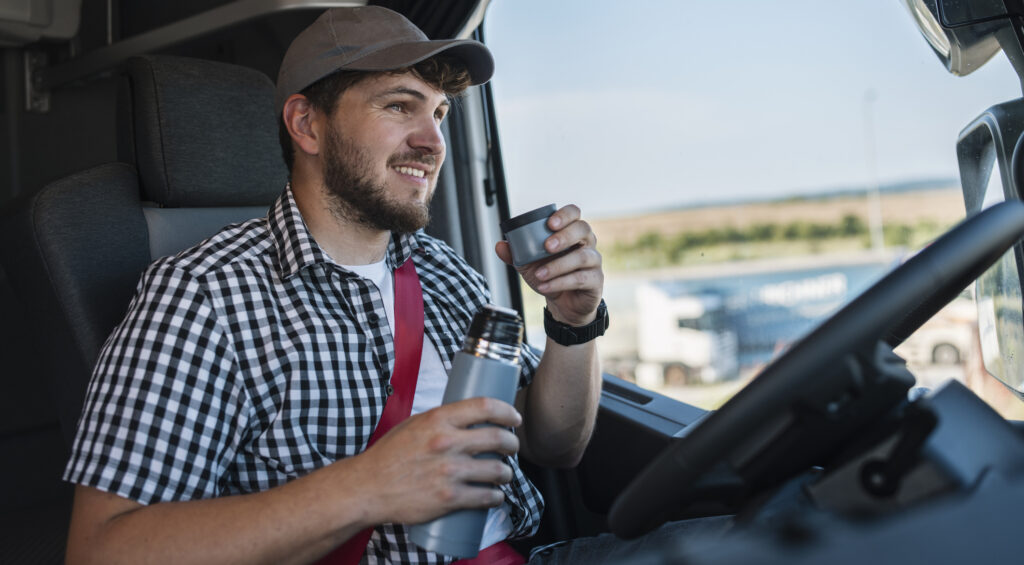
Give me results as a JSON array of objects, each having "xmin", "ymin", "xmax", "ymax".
[{"xmin": 320, "ymin": 72, "xmax": 450, "ymax": 233}]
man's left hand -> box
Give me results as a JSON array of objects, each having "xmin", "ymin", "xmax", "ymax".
[{"xmin": 495, "ymin": 204, "xmax": 604, "ymax": 327}]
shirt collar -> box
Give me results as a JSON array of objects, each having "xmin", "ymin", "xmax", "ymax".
[{"xmin": 269, "ymin": 184, "xmax": 423, "ymax": 279}]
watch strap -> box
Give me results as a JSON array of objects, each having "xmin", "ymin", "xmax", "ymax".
[{"xmin": 544, "ymin": 299, "xmax": 608, "ymax": 346}]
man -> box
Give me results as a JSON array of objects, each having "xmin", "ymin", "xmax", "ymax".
[{"xmin": 63, "ymin": 6, "xmax": 607, "ymax": 564}]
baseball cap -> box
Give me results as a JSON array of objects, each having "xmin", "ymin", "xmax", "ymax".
[{"xmin": 274, "ymin": 6, "xmax": 495, "ymax": 114}]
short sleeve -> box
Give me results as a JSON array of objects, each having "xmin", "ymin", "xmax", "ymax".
[
  {"xmin": 63, "ymin": 262, "xmax": 249, "ymax": 505},
  {"xmin": 517, "ymin": 343, "xmax": 541, "ymax": 390}
]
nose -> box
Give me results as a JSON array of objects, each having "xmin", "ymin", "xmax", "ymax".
[{"xmin": 408, "ymin": 115, "xmax": 445, "ymax": 158}]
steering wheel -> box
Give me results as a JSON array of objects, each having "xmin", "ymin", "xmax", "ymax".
[{"xmin": 608, "ymin": 200, "xmax": 1024, "ymax": 539}]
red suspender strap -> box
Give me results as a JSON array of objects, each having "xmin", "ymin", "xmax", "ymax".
[{"xmin": 317, "ymin": 258, "xmax": 424, "ymax": 565}]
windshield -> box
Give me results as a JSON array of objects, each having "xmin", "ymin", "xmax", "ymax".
[{"xmin": 485, "ymin": 0, "xmax": 1024, "ymax": 417}]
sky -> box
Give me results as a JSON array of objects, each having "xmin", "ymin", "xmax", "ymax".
[{"xmin": 482, "ymin": 0, "xmax": 1023, "ymax": 218}]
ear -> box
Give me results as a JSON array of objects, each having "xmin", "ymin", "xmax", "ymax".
[{"xmin": 282, "ymin": 94, "xmax": 321, "ymax": 158}]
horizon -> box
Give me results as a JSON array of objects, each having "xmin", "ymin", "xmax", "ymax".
[{"xmin": 588, "ymin": 176, "xmax": 960, "ymax": 220}]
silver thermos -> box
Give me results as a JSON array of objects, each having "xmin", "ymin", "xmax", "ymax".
[{"xmin": 408, "ymin": 304, "xmax": 523, "ymax": 558}]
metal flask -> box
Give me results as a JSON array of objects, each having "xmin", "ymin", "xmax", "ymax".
[{"xmin": 409, "ymin": 304, "xmax": 523, "ymax": 558}]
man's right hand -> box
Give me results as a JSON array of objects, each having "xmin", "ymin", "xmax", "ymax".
[
  {"xmin": 66, "ymin": 396, "xmax": 521, "ymax": 565},
  {"xmin": 348, "ymin": 396, "xmax": 522, "ymax": 526}
]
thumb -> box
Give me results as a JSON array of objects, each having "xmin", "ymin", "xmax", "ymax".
[{"xmin": 494, "ymin": 241, "xmax": 514, "ymax": 266}]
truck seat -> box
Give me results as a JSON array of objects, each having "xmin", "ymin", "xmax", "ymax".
[{"xmin": 0, "ymin": 54, "xmax": 286, "ymax": 563}]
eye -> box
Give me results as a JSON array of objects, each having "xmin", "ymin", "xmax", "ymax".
[{"xmin": 386, "ymin": 102, "xmax": 406, "ymax": 113}]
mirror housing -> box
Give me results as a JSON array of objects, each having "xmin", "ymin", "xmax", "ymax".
[
  {"xmin": 902, "ymin": 0, "xmax": 1019, "ymax": 77},
  {"xmin": 958, "ymin": 99, "xmax": 1024, "ymax": 397}
]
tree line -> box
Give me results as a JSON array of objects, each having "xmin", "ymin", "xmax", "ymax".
[{"xmin": 610, "ymin": 214, "xmax": 944, "ymax": 265}]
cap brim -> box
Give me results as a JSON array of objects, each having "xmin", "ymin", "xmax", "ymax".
[{"xmin": 334, "ymin": 38, "xmax": 494, "ymax": 86}]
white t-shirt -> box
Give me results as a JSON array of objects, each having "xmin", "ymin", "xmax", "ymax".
[{"xmin": 342, "ymin": 259, "xmax": 514, "ymax": 549}]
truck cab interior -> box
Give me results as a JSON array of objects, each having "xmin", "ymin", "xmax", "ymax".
[{"xmin": 3, "ymin": 1, "xmax": 1024, "ymax": 563}]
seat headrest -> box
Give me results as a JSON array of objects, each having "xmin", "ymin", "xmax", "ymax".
[{"xmin": 129, "ymin": 55, "xmax": 287, "ymax": 207}]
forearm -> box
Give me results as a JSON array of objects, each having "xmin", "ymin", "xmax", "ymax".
[
  {"xmin": 67, "ymin": 398, "xmax": 523, "ymax": 565},
  {"xmin": 495, "ymin": 202, "xmax": 605, "ymax": 468},
  {"xmin": 66, "ymin": 457, "xmax": 370, "ymax": 565},
  {"xmin": 518, "ymin": 338, "xmax": 602, "ymax": 468}
]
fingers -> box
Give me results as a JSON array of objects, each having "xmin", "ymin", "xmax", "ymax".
[
  {"xmin": 545, "ymin": 209, "xmax": 596, "ymax": 257},
  {"xmin": 459, "ymin": 424, "xmax": 521, "ymax": 456},
  {"xmin": 459, "ymin": 485, "xmax": 507, "ymax": 509},
  {"xmin": 546, "ymin": 204, "xmax": 581, "ymax": 233},
  {"xmin": 494, "ymin": 204, "xmax": 604, "ymax": 323},
  {"xmin": 435, "ymin": 474, "xmax": 508, "ymax": 510},
  {"xmin": 534, "ymin": 246, "xmax": 603, "ymax": 294},
  {"xmin": 356, "ymin": 398, "xmax": 522, "ymax": 524},
  {"xmin": 414, "ymin": 398, "xmax": 521, "ymax": 457},
  {"xmin": 442, "ymin": 456, "xmax": 516, "ymax": 488},
  {"xmin": 418, "ymin": 406, "xmax": 518, "ymax": 508},
  {"xmin": 442, "ymin": 397, "xmax": 522, "ymax": 429},
  {"xmin": 535, "ymin": 205, "xmax": 600, "ymax": 292},
  {"xmin": 495, "ymin": 204, "xmax": 597, "ymax": 271}
]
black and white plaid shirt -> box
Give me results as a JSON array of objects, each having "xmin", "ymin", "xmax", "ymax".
[{"xmin": 64, "ymin": 186, "xmax": 545, "ymax": 564}]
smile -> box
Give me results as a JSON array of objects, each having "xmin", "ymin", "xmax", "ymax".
[{"xmin": 394, "ymin": 166, "xmax": 426, "ymax": 178}]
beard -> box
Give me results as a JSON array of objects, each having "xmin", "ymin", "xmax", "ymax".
[{"xmin": 321, "ymin": 124, "xmax": 435, "ymax": 233}]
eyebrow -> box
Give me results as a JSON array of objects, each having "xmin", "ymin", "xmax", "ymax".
[{"xmin": 373, "ymin": 87, "xmax": 451, "ymax": 108}]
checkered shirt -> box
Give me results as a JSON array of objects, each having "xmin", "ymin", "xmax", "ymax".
[{"xmin": 64, "ymin": 186, "xmax": 545, "ymax": 564}]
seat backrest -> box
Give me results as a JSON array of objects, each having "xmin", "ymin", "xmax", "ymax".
[
  {"xmin": 128, "ymin": 55, "xmax": 284, "ymax": 259},
  {"xmin": 0, "ymin": 55, "xmax": 286, "ymax": 448}
]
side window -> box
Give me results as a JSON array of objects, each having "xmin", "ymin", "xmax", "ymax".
[{"xmin": 485, "ymin": 1, "xmax": 1024, "ymax": 417}]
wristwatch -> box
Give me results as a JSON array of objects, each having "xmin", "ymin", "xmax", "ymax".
[{"xmin": 543, "ymin": 299, "xmax": 609, "ymax": 346}]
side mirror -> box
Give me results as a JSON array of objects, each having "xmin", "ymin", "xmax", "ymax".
[
  {"xmin": 958, "ymin": 99, "xmax": 1024, "ymax": 397},
  {"xmin": 902, "ymin": 0, "xmax": 1013, "ymax": 76}
]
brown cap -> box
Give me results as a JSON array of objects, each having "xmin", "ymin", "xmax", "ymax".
[{"xmin": 275, "ymin": 6, "xmax": 494, "ymax": 115}]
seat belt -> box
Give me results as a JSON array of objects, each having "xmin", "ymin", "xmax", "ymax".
[
  {"xmin": 317, "ymin": 258, "xmax": 424, "ymax": 565},
  {"xmin": 318, "ymin": 258, "xmax": 526, "ymax": 565},
  {"xmin": 452, "ymin": 541, "xmax": 526, "ymax": 565}
]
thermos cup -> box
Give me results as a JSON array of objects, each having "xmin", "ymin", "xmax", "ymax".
[
  {"xmin": 500, "ymin": 203, "xmax": 557, "ymax": 267},
  {"xmin": 408, "ymin": 304, "xmax": 524, "ymax": 558}
]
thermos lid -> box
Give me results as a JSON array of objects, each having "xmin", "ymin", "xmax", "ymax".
[{"xmin": 468, "ymin": 304, "xmax": 523, "ymax": 347}]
